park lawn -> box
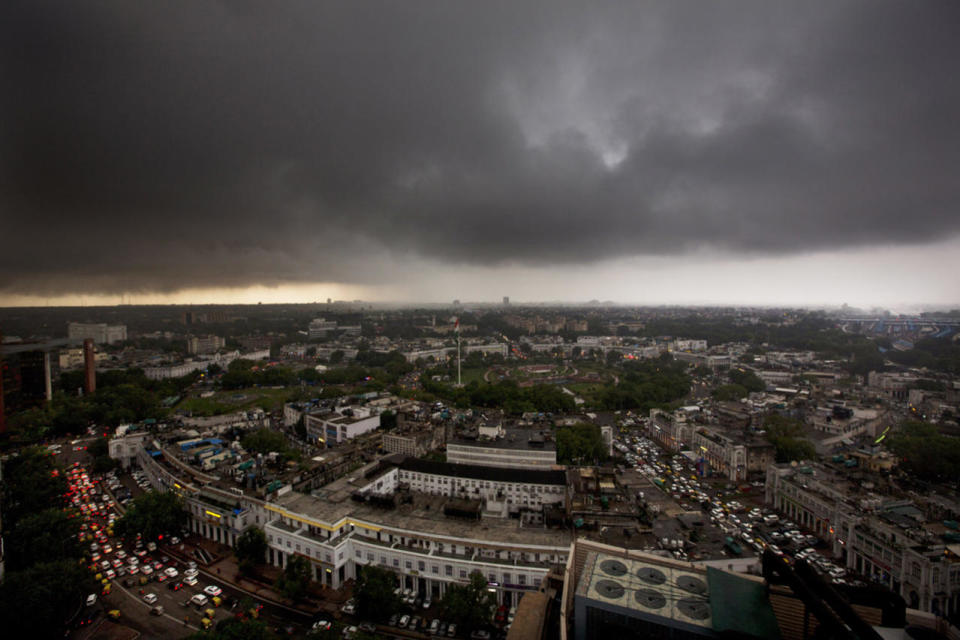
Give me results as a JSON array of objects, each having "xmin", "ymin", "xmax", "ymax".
[{"xmin": 176, "ymin": 387, "xmax": 295, "ymax": 416}]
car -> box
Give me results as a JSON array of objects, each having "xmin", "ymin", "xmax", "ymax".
[
  {"xmin": 399, "ymin": 614, "xmax": 410, "ymax": 628},
  {"xmin": 184, "ymin": 568, "xmax": 199, "ymax": 578},
  {"xmin": 152, "ymin": 561, "xmax": 163, "ymax": 571},
  {"xmin": 429, "ymin": 619, "xmax": 441, "ymax": 635},
  {"xmin": 105, "ymin": 569, "xmax": 116, "ymax": 580},
  {"xmin": 341, "ymin": 603, "xmax": 356, "ymax": 615},
  {"xmin": 469, "ymin": 631, "xmax": 491, "ymax": 640},
  {"xmin": 141, "ymin": 565, "xmax": 154, "ymax": 576},
  {"xmin": 204, "ymin": 585, "xmax": 223, "ymax": 597},
  {"xmin": 127, "ymin": 565, "xmax": 139, "ymax": 575},
  {"xmin": 165, "ymin": 567, "xmax": 179, "ymax": 578},
  {"xmin": 142, "ymin": 593, "xmax": 158, "ymax": 604},
  {"xmin": 168, "ymin": 580, "xmax": 184, "ymax": 591},
  {"xmin": 447, "ymin": 623, "xmax": 457, "ymax": 637},
  {"xmin": 112, "ymin": 558, "xmax": 123, "ymax": 568},
  {"xmin": 191, "ymin": 594, "xmax": 209, "ymax": 607},
  {"xmin": 423, "ymin": 597, "xmax": 432, "ymax": 609},
  {"xmin": 116, "ymin": 550, "xmax": 127, "ymax": 560},
  {"xmin": 312, "ymin": 620, "xmax": 332, "ymax": 632},
  {"xmin": 184, "ymin": 575, "xmax": 199, "ymax": 586},
  {"xmin": 86, "ymin": 593, "xmax": 98, "ymax": 607},
  {"xmin": 388, "ymin": 614, "xmax": 399, "ymax": 626},
  {"xmin": 410, "ymin": 616, "xmax": 421, "ymax": 631},
  {"xmin": 358, "ymin": 622, "xmax": 376, "ymax": 633},
  {"xmin": 150, "ymin": 605, "xmax": 165, "ymax": 616},
  {"xmin": 170, "ymin": 536, "xmax": 181, "ymax": 545},
  {"xmin": 341, "ymin": 626, "xmax": 358, "ymax": 638}
]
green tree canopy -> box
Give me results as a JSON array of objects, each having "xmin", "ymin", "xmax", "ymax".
[
  {"xmin": 0, "ymin": 559, "xmax": 97, "ymax": 639},
  {"xmin": 241, "ymin": 428, "xmax": 298, "ymax": 460},
  {"xmin": 274, "ymin": 554, "xmax": 311, "ymax": 602},
  {"xmin": 354, "ymin": 565, "xmax": 402, "ymax": 621},
  {"xmin": 0, "ymin": 446, "xmax": 69, "ymax": 530},
  {"xmin": 556, "ymin": 422, "xmax": 608, "ymax": 465},
  {"xmin": 4, "ymin": 508, "xmax": 83, "ymax": 572},
  {"xmin": 441, "ymin": 570, "xmax": 496, "ymax": 633},
  {"xmin": 115, "ymin": 490, "xmax": 188, "ymax": 542},
  {"xmin": 763, "ymin": 415, "xmax": 816, "ymax": 463},
  {"xmin": 729, "ymin": 368, "xmax": 765, "ymax": 393},
  {"xmin": 712, "ymin": 384, "xmax": 748, "ymax": 401},
  {"xmin": 886, "ymin": 421, "xmax": 960, "ymax": 485},
  {"xmin": 235, "ymin": 527, "xmax": 268, "ymax": 575},
  {"xmin": 186, "ymin": 617, "xmax": 277, "ymax": 640}
]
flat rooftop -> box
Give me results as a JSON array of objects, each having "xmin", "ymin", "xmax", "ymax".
[
  {"xmin": 275, "ymin": 474, "xmax": 572, "ymax": 550},
  {"xmin": 450, "ymin": 429, "xmax": 556, "ymax": 452}
]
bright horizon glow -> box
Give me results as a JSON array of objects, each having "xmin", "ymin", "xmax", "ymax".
[{"xmin": 2, "ymin": 239, "xmax": 958, "ymax": 313}]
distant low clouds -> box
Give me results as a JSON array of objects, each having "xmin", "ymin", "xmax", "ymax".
[{"xmin": 2, "ymin": 1, "xmax": 959, "ymax": 296}]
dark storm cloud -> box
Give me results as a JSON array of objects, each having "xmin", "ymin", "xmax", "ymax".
[{"xmin": 2, "ymin": 0, "xmax": 959, "ymax": 295}]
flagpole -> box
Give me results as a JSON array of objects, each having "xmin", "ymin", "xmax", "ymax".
[{"xmin": 457, "ymin": 327, "xmax": 461, "ymax": 386}]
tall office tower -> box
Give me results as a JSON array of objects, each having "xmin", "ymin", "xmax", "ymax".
[{"xmin": 83, "ymin": 339, "xmax": 96, "ymax": 394}]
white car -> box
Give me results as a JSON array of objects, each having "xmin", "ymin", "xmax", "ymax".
[
  {"xmin": 165, "ymin": 567, "xmax": 179, "ymax": 578},
  {"xmin": 141, "ymin": 565, "xmax": 154, "ymax": 576},
  {"xmin": 85, "ymin": 594, "xmax": 97, "ymax": 607},
  {"xmin": 183, "ymin": 575, "xmax": 199, "ymax": 587},
  {"xmin": 143, "ymin": 593, "xmax": 158, "ymax": 604},
  {"xmin": 204, "ymin": 585, "xmax": 223, "ymax": 597},
  {"xmin": 191, "ymin": 594, "xmax": 209, "ymax": 607},
  {"xmin": 184, "ymin": 568, "xmax": 198, "ymax": 578}
]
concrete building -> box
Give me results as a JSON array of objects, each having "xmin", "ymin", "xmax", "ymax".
[
  {"xmin": 308, "ymin": 318, "xmax": 337, "ymax": 339},
  {"xmin": 765, "ymin": 462, "xmax": 960, "ymax": 618},
  {"xmin": 305, "ymin": 405, "xmax": 382, "ymax": 446},
  {"xmin": 382, "ymin": 428, "xmax": 439, "ymax": 458},
  {"xmin": 447, "ymin": 429, "xmax": 557, "ymax": 470},
  {"xmin": 130, "ymin": 444, "xmax": 571, "ymax": 607},
  {"xmin": 186, "ymin": 335, "xmax": 226, "ymax": 355},
  {"xmin": 68, "ymin": 322, "xmax": 127, "ymax": 345}
]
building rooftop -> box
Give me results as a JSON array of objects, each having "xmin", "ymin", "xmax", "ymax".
[
  {"xmin": 399, "ymin": 458, "xmax": 567, "ymax": 485},
  {"xmin": 450, "ymin": 429, "xmax": 557, "ymax": 452},
  {"xmin": 274, "ymin": 485, "xmax": 572, "ymax": 550}
]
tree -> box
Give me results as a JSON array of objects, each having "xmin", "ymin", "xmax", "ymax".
[
  {"xmin": 4, "ymin": 508, "xmax": 82, "ymax": 572},
  {"xmin": 379, "ymin": 410, "xmax": 397, "ymax": 431},
  {"xmin": 235, "ymin": 527, "xmax": 268, "ymax": 576},
  {"xmin": 729, "ymin": 368, "xmax": 764, "ymax": 393},
  {"xmin": 354, "ymin": 565, "xmax": 402, "ymax": 621},
  {"xmin": 556, "ymin": 423, "xmax": 608, "ymax": 465},
  {"xmin": 441, "ymin": 571, "xmax": 496, "ymax": 633},
  {"xmin": 115, "ymin": 490, "xmax": 188, "ymax": 542},
  {"xmin": 241, "ymin": 428, "xmax": 292, "ymax": 457},
  {"xmin": 185, "ymin": 617, "xmax": 276, "ymax": 640},
  {"xmin": 763, "ymin": 415, "xmax": 816, "ymax": 463},
  {"xmin": 886, "ymin": 421, "xmax": 960, "ymax": 484},
  {"xmin": 274, "ymin": 555, "xmax": 311, "ymax": 602},
  {"xmin": 712, "ymin": 384, "xmax": 748, "ymax": 401},
  {"xmin": 0, "ymin": 446, "xmax": 69, "ymax": 530},
  {"xmin": 0, "ymin": 559, "xmax": 97, "ymax": 639}
]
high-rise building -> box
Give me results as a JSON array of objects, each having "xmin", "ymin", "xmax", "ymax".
[
  {"xmin": 186, "ymin": 335, "xmax": 226, "ymax": 355},
  {"xmin": 68, "ymin": 322, "xmax": 127, "ymax": 345},
  {"xmin": 503, "ymin": 296, "xmax": 510, "ymax": 305},
  {"xmin": 308, "ymin": 318, "xmax": 338, "ymax": 339}
]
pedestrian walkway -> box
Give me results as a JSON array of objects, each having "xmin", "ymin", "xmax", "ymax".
[{"xmin": 163, "ymin": 534, "xmax": 350, "ymax": 618}]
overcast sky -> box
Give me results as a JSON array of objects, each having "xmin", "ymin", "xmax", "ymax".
[{"xmin": 2, "ymin": 1, "xmax": 958, "ymax": 309}]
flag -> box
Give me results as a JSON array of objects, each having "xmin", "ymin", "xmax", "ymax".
[{"xmin": 454, "ymin": 317, "xmax": 460, "ymax": 332}]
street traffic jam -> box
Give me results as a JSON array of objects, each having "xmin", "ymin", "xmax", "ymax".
[
  {"xmin": 617, "ymin": 433, "xmax": 855, "ymax": 585},
  {"xmin": 67, "ymin": 462, "xmax": 260, "ymax": 632}
]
